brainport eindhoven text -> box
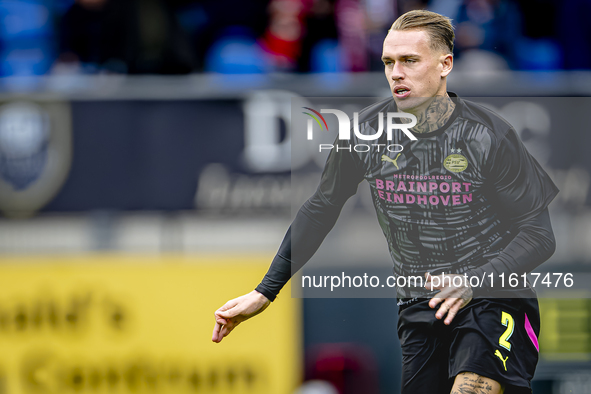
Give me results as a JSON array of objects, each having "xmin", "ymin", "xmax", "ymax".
[{"xmin": 375, "ymin": 177, "xmax": 473, "ymax": 206}]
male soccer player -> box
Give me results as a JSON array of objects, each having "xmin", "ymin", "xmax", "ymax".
[{"xmin": 212, "ymin": 10, "xmax": 558, "ymax": 394}]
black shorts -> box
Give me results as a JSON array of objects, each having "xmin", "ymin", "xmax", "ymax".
[{"xmin": 397, "ymin": 298, "xmax": 540, "ymax": 394}]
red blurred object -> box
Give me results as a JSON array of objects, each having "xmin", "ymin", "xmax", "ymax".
[
  {"xmin": 305, "ymin": 343, "xmax": 380, "ymax": 394},
  {"xmin": 260, "ymin": 0, "xmax": 308, "ymax": 70}
]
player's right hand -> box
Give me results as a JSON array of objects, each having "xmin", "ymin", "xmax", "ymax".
[
  {"xmin": 424, "ymin": 272, "xmax": 473, "ymax": 325},
  {"xmin": 211, "ymin": 290, "xmax": 271, "ymax": 343}
]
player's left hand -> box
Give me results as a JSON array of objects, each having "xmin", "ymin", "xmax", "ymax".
[{"xmin": 424, "ymin": 273, "xmax": 473, "ymax": 325}]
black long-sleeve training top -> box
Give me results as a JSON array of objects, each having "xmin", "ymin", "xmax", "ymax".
[{"xmin": 256, "ymin": 93, "xmax": 558, "ymax": 302}]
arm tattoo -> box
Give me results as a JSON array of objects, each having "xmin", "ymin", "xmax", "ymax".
[{"xmin": 451, "ymin": 373, "xmax": 500, "ymax": 394}]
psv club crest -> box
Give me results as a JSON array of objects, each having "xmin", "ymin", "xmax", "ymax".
[
  {"xmin": 0, "ymin": 101, "xmax": 72, "ymax": 217},
  {"xmin": 443, "ymin": 148, "xmax": 468, "ymax": 173}
]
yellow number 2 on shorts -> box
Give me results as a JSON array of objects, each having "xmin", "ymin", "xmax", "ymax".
[{"xmin": 499, "ymin": 311, "xmax": 515, "ymax": 351}]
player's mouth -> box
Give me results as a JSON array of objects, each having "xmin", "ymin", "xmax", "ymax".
[{"xmin": 394, "ymin": 86, "xmax": 411, "ymax": 98}]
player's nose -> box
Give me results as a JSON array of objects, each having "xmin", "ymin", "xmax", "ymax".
[{"xmin": 390, "ymin": 63, "xmax": 405, "ymax": 81}]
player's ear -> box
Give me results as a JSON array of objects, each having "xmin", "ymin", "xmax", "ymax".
[{"xmin": 440, "ymin": 53, "xmax": 453, "ymax": 77}]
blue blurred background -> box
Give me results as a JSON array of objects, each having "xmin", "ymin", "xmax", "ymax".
[{"xmin": 0, "ymin": 0, "xmax": 589, "ymax": 78}]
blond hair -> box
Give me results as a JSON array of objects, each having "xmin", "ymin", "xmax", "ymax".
[{"xmin": 390, "ymin": 10, "xmax": 455, "ymax": 54}]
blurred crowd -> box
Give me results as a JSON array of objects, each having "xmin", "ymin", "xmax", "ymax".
[{"xmin": 2, "ymin": 0, "xmax": 591, "ymax": 77}]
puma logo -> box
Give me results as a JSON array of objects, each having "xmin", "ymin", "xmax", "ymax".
[
  {"xmin": 494, "ymin": 349, "xmax": 508, "ymax": 371},
  {"xmin": 381, "ymin": 153, "xmax": 402, "ymax": 169}
]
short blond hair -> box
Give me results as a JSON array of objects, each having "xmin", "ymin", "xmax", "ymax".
[{"xmin": 390, "ymin": 10, "xmax": 455, "ymax": 55}]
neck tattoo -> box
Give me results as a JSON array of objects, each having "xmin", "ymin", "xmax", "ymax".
[{"xmin": 410, "ymin": 95, "xmax": 456, "ymax": 134}]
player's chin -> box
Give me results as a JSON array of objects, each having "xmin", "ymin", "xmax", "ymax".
[{"xmin": 393, "ymin": 96, "xmax": 427, "ymax": 111}]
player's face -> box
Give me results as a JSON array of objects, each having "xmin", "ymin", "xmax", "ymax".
[{"xmin": 382, "ymin": 29, "xmax": 452, "ymax": 113}]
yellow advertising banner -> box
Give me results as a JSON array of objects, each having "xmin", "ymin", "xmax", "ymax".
[{"xmin": 0, "ymin": 254, "xmax": 301, "ymax": 394}]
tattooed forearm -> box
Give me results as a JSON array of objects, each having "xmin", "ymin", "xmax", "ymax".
[
  {"xmin": 411, "ymin": 94, "xmax": 456, "ymax": 134},
  {"xmin": 451, "ymin": 372, "xmax": 504, "ymax": 394}
]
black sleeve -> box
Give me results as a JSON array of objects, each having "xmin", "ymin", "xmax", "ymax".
[
  {"xmin": 255, "ymin": 139, "xmax": 366, "ymax": 301},
  {"xmin": 486, "ymin": 128, "xmax": 558, "ymax": 222},
  {"xmin": 466, "ymin": 128, "xmax": 559, "ymax": 294},
  {"xmin": 466, "ymin": 208, "xmax": 556, "ymax": 295}
]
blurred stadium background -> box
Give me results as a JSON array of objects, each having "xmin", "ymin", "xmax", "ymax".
[{"xmin": 0, "ymin": 0, "xmax": 591, "ymax": 393}]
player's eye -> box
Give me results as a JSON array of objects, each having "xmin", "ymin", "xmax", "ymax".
[
  {"xmin": 405, "ymin": 59, "xmax": 416, "ymax": 64},
  {"xmin": 383, "ymin": 60, "xmax": 393, "ymax": 66}
]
